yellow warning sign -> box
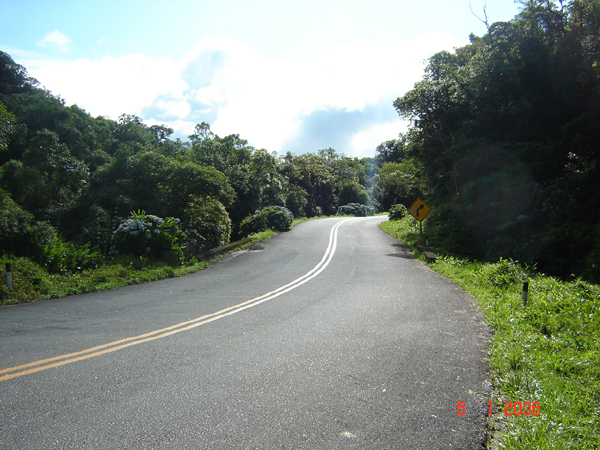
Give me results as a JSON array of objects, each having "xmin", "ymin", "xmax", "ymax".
[{"xmin": 408, "ymin": 198, "xmax": 432, "ymax": 222}]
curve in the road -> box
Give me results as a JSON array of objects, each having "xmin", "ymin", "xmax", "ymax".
[{"xmin": 0, "ymin": 218, "xmax": 351, "ymax": 382}]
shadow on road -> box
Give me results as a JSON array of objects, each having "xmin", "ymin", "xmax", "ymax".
[{"xmin": 386, "ymin": 242, "xmax": 416, "ymax": 259}]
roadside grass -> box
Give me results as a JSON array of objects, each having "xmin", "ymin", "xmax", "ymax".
[
  {"xmin": 380, "ymin": 217, "xmax": 600, "ymax": 449},
  {"xmin": 0, "ymin": 254, "xmax": 209, "ymax": 305},
  {"xmin": 0, "ymin": 230, "xmax": 277, "ymax": 306}
]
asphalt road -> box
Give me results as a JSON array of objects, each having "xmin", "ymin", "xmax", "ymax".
[{"xmin": 0, "ymin": 216, "xmax": 491, "ymax": 449}]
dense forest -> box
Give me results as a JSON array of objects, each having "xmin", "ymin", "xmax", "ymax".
[
  {"xmin": 1, "ymin": 0, "xmax": 599, "ymax": 284},
  {"xmin": 391, "ymin": 0, "xmax": 600, "ymax": 282}
]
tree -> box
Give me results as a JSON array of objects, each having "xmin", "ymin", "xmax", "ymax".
[
  {"xmin": 1, "ymin": 129, "xmax": 90, "ymax": 222},
  {"xmin": 188, "ymin": 122, "xmax": 285, "ymax": 226},
  {"xmin": 393, "ymin": 0, "xmax": 600, "ymax": 278},
  {"xmin": 375, "ymin": 137, "xmax": 407, "ymax": 165},
  {"xmin": 0, "ymin": 101, "xmax": 14, "ymax": 152},
  {"xmin": 279, "ymin": 152, "xmax": 335, "ymax": 216},
  {"xmin": 0, "ymin": 51, "xmax": 37, "ymax": 97},
  {"xmin": 88, "ymin": 150, "xmax": 234, "ymax": 220},
  {"xmin": 374, "ymin": 161, "xmax": 424, "ymax": 211}
]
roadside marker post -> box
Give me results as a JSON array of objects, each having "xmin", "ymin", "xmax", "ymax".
[
  {"xmin": 5, "ymin": 263, "xmax": 12, "ymax": 290},
  {"xmin": 522, "ymin": 280, "xmax": 529, "ymax": 306}
]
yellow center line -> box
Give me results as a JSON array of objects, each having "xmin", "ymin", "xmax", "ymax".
[{"xmin": 1, "ymin": 219, "xmax": 350, "ymax": 382}]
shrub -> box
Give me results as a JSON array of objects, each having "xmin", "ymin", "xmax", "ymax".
[
  {"xmin": 110, "ymin": 210, "xmax": 184, "ymax": 265},
  {"xmin": 0, "ymin": 189, "xmax": 55, "ymax": 257},
  {"xmin": 480, "ymin": 257, "xmax": 528, "ymax": 289},
  {"xmin": 337, "ymin": 203, "xmax": 369, "ymax": 217},
  {"xmin": 182, "ymin": 197, "xmax": 231, "ymax": 254},
  {"xmin": 239, "ymin": 205, "xmax": 294, "ymax": 237},
  {"xmin": 38, "ymin": 235, "xmax": 102, "ymax": 274},
  {"xmin": 388, "ymin": 204, "xmax": 407, "ymax": 220},
  {"xmin": 76, "ymin": 205, "xmax": 122, "ymax": 252}
]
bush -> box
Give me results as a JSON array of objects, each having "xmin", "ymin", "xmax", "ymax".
[
  {"xmin": 76, "ymin": 205, "xmax": 122, "ymax": 252},
  {"xmin": 182, "ymin": 197, "xmax": 231, "ymax": 254},
  {"xmin": 337, "ymin": 203, "xmax": 369, "ymax": 217},
  {"xmin": 38, "ymin": 235, "xmax": 102, "ymax": 274},
  {"xmin": 110, "ymin": 211, "xmax": 184, "ymax": 265},
  {"xmin": 479, "ymin": 257, "xmax": 528, "ymax": 289},
  {"xmin": 0, "ymin": 189, "xmax": 55, "ymax": 257},
  {"xmin": 239, "ymin": 205, "xmax": 294, "ymax": 238},
  {"xmin": 388, "ymin": 204, "xmax": 407, "ymax": 220}
]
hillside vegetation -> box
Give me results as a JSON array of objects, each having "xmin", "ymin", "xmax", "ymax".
[
  {"xmin": 0, "ymin": 50, "xmax": 380, "ymax": 304},
  {"xmin": 1, "ymin": 0, "xmax": 600, "ymax": 304},
  {"xmin": 391, "ymin": 0, "xmax": 600, "ymax": 282}
]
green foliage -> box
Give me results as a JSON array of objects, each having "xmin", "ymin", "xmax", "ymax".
[
  {"xmin": 188, "ymin": 123, "xmax": 286, "ymax": 226},
  {"xmin": 74, "ymin": 205, "xmax": 122, "ymax": 252},
  {"xmin": 88, "ymin": 150, "xmax": 235, "ymax": 220},
  {"xmin": 375, "ymin": 138, "xmax": 407, "ymax": 165},
  {"xmin": 338, "ymin": 181, "xmax": 368, "ymax": 206},
  {"xmin": 475, "ymin": 257, "xmax": 530, "ymax": 289},
  {"xmin": 374, "ymin": 160, "xmax": 424, "ymax": 211},
  {"xmin": 337, "ymin": 203, "xmax": 369, "ymax": 217},
  {"xmin": 278, "ymin": 150, "xmax": 372, "ymax": 217},
  {"xmin": 284, "ymin": 183, "xmax": 308, "ymax": 218},
  {"xmin": 393, "ymin": 0, "xmax": 600, "ymax": 280},
  {"xmin": 37, "ymin": 235, "xmax": 102, "ymax": 274},
  {"xmin": 0, "ymin": 100, "xmax": 14, "ymax": 151},
  {"xmin": 388, "ymin": 203, "xmax": 407, "ymax": 220},
  {"xmin": 440, "ymin": 262, "xmax": 600, "ymax": 450},
  {"xmin": 1, "ymin": 129, "xmax": 90, "ymax": 221},
  {"xmin": 0, "ymin": 188, "xmax": 55, "ymax": 257},
  {"xmin": 0, "ymin": 253, "xmax": 210, "ymax": 306},
  {"xmin": 110, "ymin": 211, "xmax": 184, "ymax": 265},
  {"xmin": 0, "ymin": 255, "xmax": 51, "ymax": 304},
  {"xmin": 0, "ymin": 50, "xmax": 37, "ymax": 96},
  {"xmin": 182, "ymin": 197, "xmax": 231, "ymax": 254},
  {"xmin": 1, "ymin": 51, "xmax": 374, "ymax": 257},
  {"xmin": 239, "ymin": 205, "xmax": 294, "ymax": 238}
]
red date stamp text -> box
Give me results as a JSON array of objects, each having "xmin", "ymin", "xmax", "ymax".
[{"xmin": 457, "ymin": 401, "xmax": 541, "ymax": 416}]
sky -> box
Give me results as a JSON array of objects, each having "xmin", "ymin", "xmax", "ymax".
[{"xmin": 0, "ymin": 0, "xmax": 521, "ymax": 158}]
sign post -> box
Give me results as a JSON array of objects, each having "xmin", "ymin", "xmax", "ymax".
[{"xmin": 408, "ymin": 198, "xmax": 432, "ymax": 235}]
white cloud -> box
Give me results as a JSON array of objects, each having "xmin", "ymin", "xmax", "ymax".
[
  {"xmin": 349, "ymin": 120, "xmax": 409, "ymax": 159},
  {"xmin": 21, "ymin": 31, "xmax": 462, "ymax": 157},
  {"xmin": 37, "ymin": 30, "xmax": 73, "ymax": 53},
  {"xmin": 26, "ymin": 53, "xmax": 187, "ymax": 119}
]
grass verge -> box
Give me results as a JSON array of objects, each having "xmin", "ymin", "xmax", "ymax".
[{"xmin": 380, "ymin": 217, "xmax": 600, "ymax": 449}]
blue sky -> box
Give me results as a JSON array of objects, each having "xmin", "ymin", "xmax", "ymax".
[{"xmin": 1, "ymin": 0, "xmax": 521, "ymax": 157}]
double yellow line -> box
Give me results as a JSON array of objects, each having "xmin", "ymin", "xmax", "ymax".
[{"xmin": 1, "ymin": 219, "xmax": 350, "ymax": 382}]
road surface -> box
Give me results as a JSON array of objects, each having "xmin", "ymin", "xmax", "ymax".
[{"xmin": 0, "ymin": 216, "xmax": 491, "ymax": 449}]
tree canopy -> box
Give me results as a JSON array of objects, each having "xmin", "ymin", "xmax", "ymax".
[{"xmin": 393, "ymin": 0, "xmax": 600, "ymax": 280}]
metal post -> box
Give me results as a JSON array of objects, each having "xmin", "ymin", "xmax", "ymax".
[
  {"xmin": 5, "ymin": 263, "xmax": 12, "ymax": 290},
  {"xmin": 522, "ymin": 281, "xmax": 529, "ymax": 306}
]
